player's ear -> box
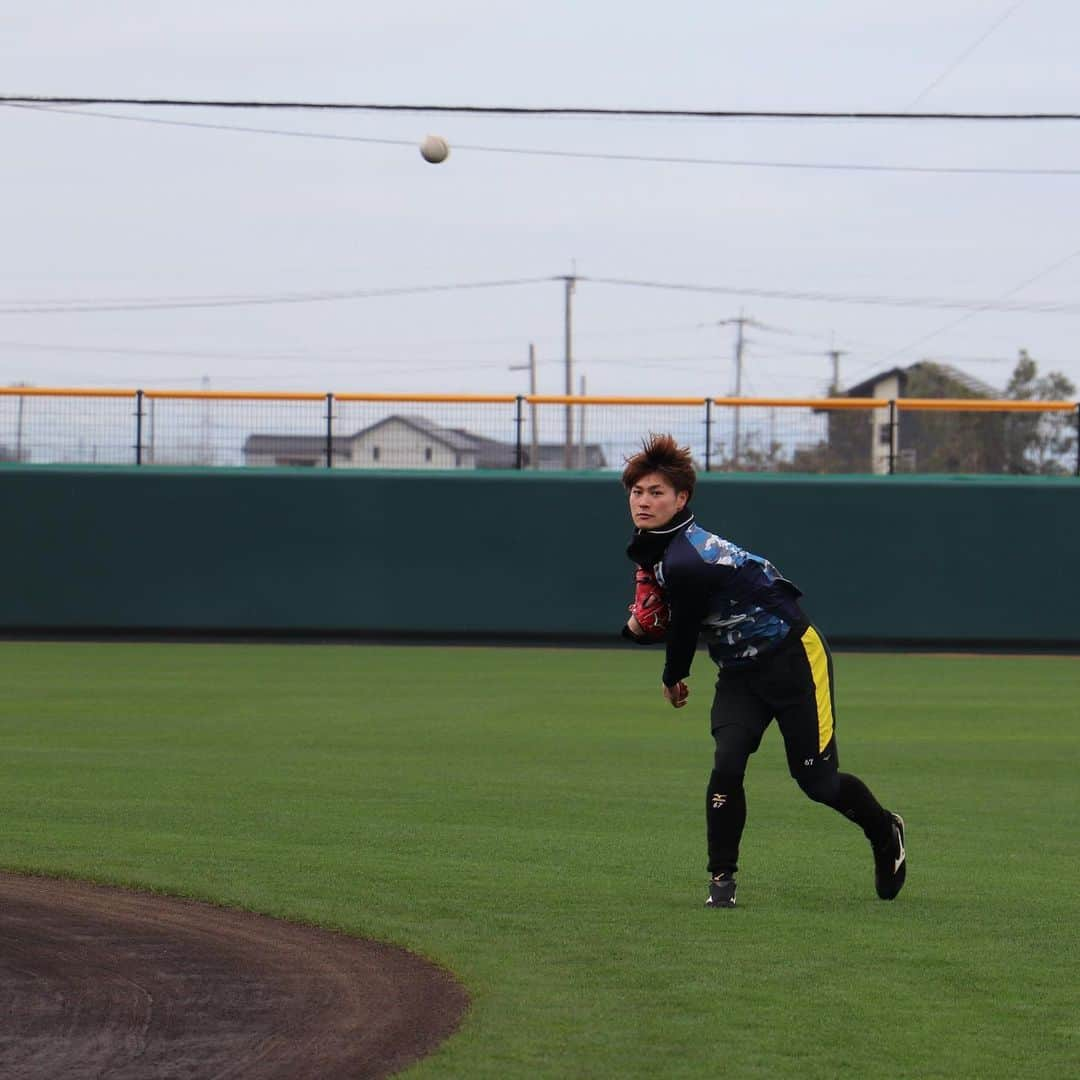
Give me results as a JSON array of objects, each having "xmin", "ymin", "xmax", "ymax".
[{"xmin": 675, "ymin": 490, "xmax": 689, "ymax": 511}]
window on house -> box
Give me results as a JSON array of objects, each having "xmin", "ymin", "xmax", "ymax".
[
  {"xmin": 425, "ymin": 446, "xmax": 433, "ymax": 462},
  {"xmin": 373, "ymin": 446, "xmax": 380, "ymax": 461}
]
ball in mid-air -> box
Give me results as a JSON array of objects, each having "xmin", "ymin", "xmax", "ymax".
[{"xmin": 419, "ymin": 134, "xmax": 450, "ymax": 164}]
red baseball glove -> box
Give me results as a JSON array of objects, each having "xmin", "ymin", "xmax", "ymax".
[{"xmin": 626, "ymin": 565, "xmax": 669, "ymax": 643}]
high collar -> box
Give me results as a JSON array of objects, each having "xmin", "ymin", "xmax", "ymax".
[{"xmin": 626, "ymin": 507, "xmax": 695, "ymax": 566}]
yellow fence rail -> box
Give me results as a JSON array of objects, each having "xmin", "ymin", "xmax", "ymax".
[{"xmin": 0, "ymin": 388, "xmax": 1077, "ymax": 476}]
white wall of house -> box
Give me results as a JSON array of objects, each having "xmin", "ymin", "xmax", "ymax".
[
  {"xmin": 350, "ymin": 419, "xmax": 473, "ymax": 469},
  {"xmin": 870, "ymin": 374, "xmax": 901, "ymax": 475}
]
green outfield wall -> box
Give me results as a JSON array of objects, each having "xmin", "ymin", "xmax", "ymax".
[{"xmin": 1, "ymin": 465, "xmax": 1077, "ymax": 646}]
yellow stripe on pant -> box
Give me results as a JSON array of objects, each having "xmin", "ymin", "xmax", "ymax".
[{"xmin": 800, "ymin": 626, "xmax": 835, "ymax": 753}]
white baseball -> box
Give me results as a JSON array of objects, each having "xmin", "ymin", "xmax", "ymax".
[{"xmin": 419, "ymin": 134, "xmax": 450, "ymax": 164}]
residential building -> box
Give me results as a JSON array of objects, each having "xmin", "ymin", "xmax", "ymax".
[
  {"xmin": 243, "ymin": 414, "xmax": 606, "ymax": 470},
  {"xmin": 800, "ymin": 361, "xmax": 1002, "ymax": 474}
]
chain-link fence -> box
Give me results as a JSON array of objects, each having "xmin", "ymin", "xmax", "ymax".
[
  {"xmin": 1, "ymin": 389, "xmax": 1077, "ymax": 476},
  {"xmin": 0, "ymin": 390, "xmax": 139, "ymax": 466}
]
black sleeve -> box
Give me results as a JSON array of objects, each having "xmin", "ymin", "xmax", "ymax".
[
  {"xmin": 658, "ymin": 561, "xmax": 732, "ymax": 687},
  {"xmin": 660, "ymin": 596, "xmax": 704, "ymax": 686}
]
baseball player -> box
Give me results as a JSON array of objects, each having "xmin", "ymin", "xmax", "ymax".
[{"xmin": 621, "ymin": 434, "xmax": 906, "ymax": 908}]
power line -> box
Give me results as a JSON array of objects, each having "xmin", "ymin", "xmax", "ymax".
[
  {"xmin": 581, "ymin": 275, "xmax": 1080, "ymax": 315},
  {"xmin": 842, "ymin": 349, "xmax": 1022, "ymax": 388},
  {"xmin": 0, "ymin": 339, "xmax": 312, "ymax": 362},
  {"xmin": 0, "ymin": 317, "xmax": 822, "ymax": 365},
  {"xmin": 13, "ymin": 103, "xmax": 1080, "ymax": 177},
  {"xmin": 5, "ymin": 272, "xmax": 1080, "ymax": 318},
  {"xmin": 743, "ymin": 347, "xmax": 839, "ymax": 361},
  {"xmin": 905, "ymin": 1, "xmax": 1031, "ymax": 110},
  {"xmin": 882, "ymin": 243, "xmax": 1080, "ymax": 361},
  {"xmin": 5, "ymin": 95, "xmax": 1080, "ymax": 120},
  {"xmin": 9, "ymin": 102, "xmax": 421, "ymax": 149},
  {"xmin": 923, "ymin": 353, "xmax": 1015, "ymax": 365},
  {"xmin": 0, "ymin": 276, "xmax": 555, "ymax": 315}
]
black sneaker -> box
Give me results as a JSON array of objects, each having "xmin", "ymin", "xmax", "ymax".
[
  {"xmin": 705, "ymin": 874, "xmax": 737, "ymax": 908},
  {"xmin": 873, "ymin": 812, "xmax": 907, "ymax": 900}
]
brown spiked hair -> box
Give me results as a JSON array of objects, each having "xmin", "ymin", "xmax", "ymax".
[{"xmin": 621, "ymin": 433, "xmax": 696, "ymax": 501}]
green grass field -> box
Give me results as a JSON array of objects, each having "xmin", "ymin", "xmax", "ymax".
[{"xmin": 1, "ymin": 642, "xmax": 1077, "ymax": 1078}]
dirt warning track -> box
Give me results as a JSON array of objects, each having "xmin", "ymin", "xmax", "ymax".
[{"xmin": 0, "ymin": 872, "xmax": 468, "ymax": 1079}]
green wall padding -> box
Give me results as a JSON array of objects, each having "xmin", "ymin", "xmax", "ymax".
[{"xmin": 1, "ymin": 466, "xmax": 1076, "ymax": 644}]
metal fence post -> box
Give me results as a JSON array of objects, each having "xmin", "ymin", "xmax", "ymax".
[
  {"xmin": 704, "ymin": 398, "xmax": 713, "ymax": 472},
  {"xmin": 888, "ymin": 399, "xmax": 897, "ymax": 475},
  {"xmin": 514, "ymin": 395, "xmax": 525, "ymax": 469},
  {"xmin": 324, "ymin": 393, "xmax": 334, "ymax": 468},
  {"xmin": 134, "ymin": 390, "xmax": 144, "ymax": 465}
]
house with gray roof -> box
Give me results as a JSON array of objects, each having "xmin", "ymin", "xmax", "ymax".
[{"xmin": 243, "ymin": 414, "xmax": 607, "ymax": 470}]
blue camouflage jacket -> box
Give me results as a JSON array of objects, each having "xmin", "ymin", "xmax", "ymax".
[{"xmin": 626, "ymin": 509, "xmax": 807, "ymax": 686}]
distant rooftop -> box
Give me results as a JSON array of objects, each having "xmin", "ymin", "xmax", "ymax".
[{"xmin": 844, "ymin": 361, "xmax": 999, "ymax": 399}]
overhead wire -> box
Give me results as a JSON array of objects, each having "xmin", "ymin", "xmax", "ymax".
[
  {"xmin": 904, "ymin": 1, "xmax": 1031, "ymax": 110},
  {"xmin": 12, "ymin": 102, "xmax": 1080, "ymax": 178},
  {"xmin": 880, "ymin": 243, "xmax": 1080, "ymax": 363},
  {"xmin": 0, "ymin": 339, "xmax": 316, "ymax": 362},
  {"xmin": 0, "ymin": 319, "xmax": 864, "ymax": 363},
  {"xmin": 0, "ymin": 276, "xmax": 554, "ymax": 315},
  {"xmin": 580, "ymin": 275, "xmax": 1079, "ymax": 315},
  {"xmin": 5, "ymin": 91, "xmax": 1076, "ymax": 385},
  {"xmin": 4, "ymin": 272, "xmax": 1079, "ymax": 318},
  {"xmin": 5, "ymin": 95, "xmax": 1080, "ymax": 120}
]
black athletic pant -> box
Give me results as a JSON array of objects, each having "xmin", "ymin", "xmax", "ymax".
[{"xmin": 706, "ymin": 625, "xmax": 893, "ymax": 876}]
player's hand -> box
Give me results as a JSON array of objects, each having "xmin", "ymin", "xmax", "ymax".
[{"xmin": 663, "ymin": 681, "xmax": 689, "ymax": 709}]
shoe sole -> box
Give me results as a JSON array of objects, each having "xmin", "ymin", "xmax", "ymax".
[{"xmin": 705, "ymin": 888, "xmax": 737, "ymax": 909}]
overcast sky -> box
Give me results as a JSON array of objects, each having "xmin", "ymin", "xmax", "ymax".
[{"xmin": 2, "ymin": 1, "xmax": 1078, "ymax": 399}]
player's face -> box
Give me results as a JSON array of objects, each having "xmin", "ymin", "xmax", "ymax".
[{"xmin": 628, "ymin": 472, "xmax": 688, "ymax": 530}]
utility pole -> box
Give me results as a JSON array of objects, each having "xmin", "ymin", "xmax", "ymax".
[
  {"xmin": 733, "ymin": 313, "xmax": 746, "ymax": 397},
  {"xmin": 509, "ymin": 343, "xmax": 539, "ymax": 468},
  {"xmin": 11, "ymin": 381, "xmax": 31, "ymax": 462},
  {"xmin": 561, "ymin": 274, "xmax": 576, "ymax": 469},
  {"xmin": 716, "ymin": 311, "xmax": 755, "ymax": 467},
  {"xmin": 827, "ymin": 348, "xmax": 846, "ymax": 395}
]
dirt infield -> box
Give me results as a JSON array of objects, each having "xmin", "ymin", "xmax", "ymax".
[{"xmin": 0, "ymin": 872, "xmax": 468, "ymax": 1079}]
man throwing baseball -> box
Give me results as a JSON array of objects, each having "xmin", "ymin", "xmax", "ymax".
[{"xmin": 621, "ymin": 433, "xmax": 906, "ymax": 909}]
